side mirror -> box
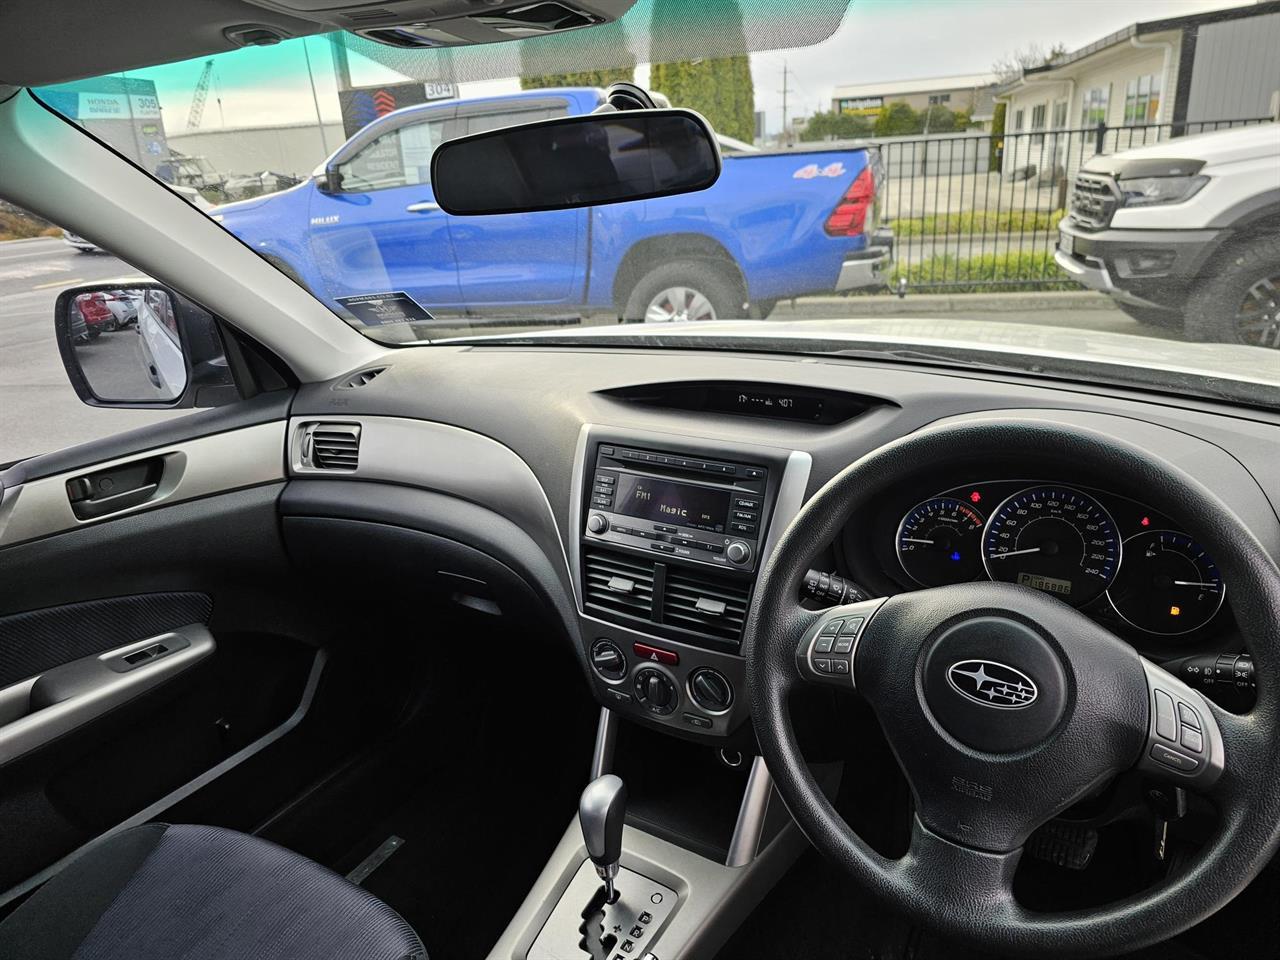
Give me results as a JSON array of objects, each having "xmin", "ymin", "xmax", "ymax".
[
  {"xmin": 431, "ymin": 108, "xmax": 721, "ymax": 215},
  {"xmin": 54, "ymin": 283, "xmax": 238, "ymax": 408},
  {"xmin": 317, "ymin": 166, "xmax": 343, "ymax": 194}
]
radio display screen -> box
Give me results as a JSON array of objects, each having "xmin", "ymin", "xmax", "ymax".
[{"xmin": 613, "ymin": 474, "xmax": 730, "ymax": 533}]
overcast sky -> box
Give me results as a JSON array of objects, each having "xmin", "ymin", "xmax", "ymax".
[
  {"xmin": 85, "ymin": 0, "xmax": 1253, "ymax": 138},
  {"xmin": 744, "ymin": 0, "xmax": 1253, "ymax": 133}
]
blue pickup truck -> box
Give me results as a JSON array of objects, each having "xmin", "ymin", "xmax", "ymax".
[{"xmin": 212, "ymin": 88, "xmax": 891, "ymax": 323}]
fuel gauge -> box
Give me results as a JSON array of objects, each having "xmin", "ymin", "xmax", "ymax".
[
  {"xmin": 1107, "ymin": 530, "xmax": 1225, "ymax": 635},
  {"xmin": 896, "ymin": 496, "xmax": 986, "ymax": 587}
]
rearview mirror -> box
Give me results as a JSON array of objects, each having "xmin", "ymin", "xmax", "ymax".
[
  {"xmin": 431, "ymin": 108, "xmax": 721, "ymax": 216},
  {"xmin": 55, "ymin": 283, "xmax": 237, "ymax": 408}
]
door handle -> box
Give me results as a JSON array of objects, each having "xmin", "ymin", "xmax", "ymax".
[
  {"xmin": 405, "ymin": 201, "xmax": 441, "ymax": 213},
  {"xmin": 66, "ymin": 456, "xmax": 164, "ymax": 520}
]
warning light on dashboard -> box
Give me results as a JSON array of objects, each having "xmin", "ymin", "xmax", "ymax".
[
  {"xmin": 969, "ymin": 491, "xmax": 981, "ymax": 503},
  {"xmin": 1141, "ymin": 516, "xmax": 1151, "ymax": 527},
  {"xmin": 950, "ymin": 551, "xmax": 962, "ymax": 562},
  {"xmin": 1170, "ymin": 606, "xmax": 1181, "ymax": 617}
]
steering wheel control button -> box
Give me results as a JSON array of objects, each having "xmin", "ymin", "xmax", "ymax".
[
  {"xmin": 633, "ymin": 668, "xmax": 678, "ymax": 715},
  {"xmin": 838, "ymin": 617, "xmax": 864, "ymax": 635},
  {"xmin": 1154, "ymin": 690, "xmax": 1177, "ymax": 741},
  {"xmin": 590, "ymin": 639, "xmax": 627, "ymax": 682},
  {"xmin": 813, "ymin": 658, "xmax": 833, "ymax": 673},
  {"xmin": 922, "ymin": 616, "xmax": 1067, "ymax": 753},
  {"xmin": 833, "ymin": 636, "xmax": 855, "ymax": 654},
  {"xmin": 1180, "ymin": 727, "xmax": 1204, "ymax": 753},
  {"xmin": 633, "ymin": 642, "xmax": 678, "ymax": 666},
  {"xmin": 818, "ymin": 619, "xmax": 842, "ymax": 636},
  {"xmin": 1150, "ymin": 743, "xmax": 1199, "ymax": 772},
  {"xmin": 814, "ymin": 635, "xmax": 834, "ymax": 653},
  {"xmin": 831, "ymin": 658, "xmax": 850, "ymax": 675},
  {"xmin": 1178, "ymin": 702, "xmax": 1201, "ymax": 729}
]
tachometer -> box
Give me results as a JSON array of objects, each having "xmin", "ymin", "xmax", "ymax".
[
  {"xmin": 896, "ymin": 496, "xmax": 986, "ymax": 587},
  {"xmin": 1108, "ymin": 530, "xmax": 1224, "ymax": 635},
  {"xmin": 982, "ymin": 486, "xmax": 1120, "ymax": 606}
]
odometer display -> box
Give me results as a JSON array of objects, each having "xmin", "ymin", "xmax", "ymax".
[
  {"xmin": 896, "ymin": 496, "xmax": 986, "ymax": 587},
  {"xmin": 982, "ymin": 486, "xmax": 1120, "ymax": 606}
]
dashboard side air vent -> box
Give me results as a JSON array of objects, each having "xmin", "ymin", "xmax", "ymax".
[
  {"xmin": 662, "ymin": 566, "xmax": 750, "ymax": 643},
  {"xmin": 584, "ymin": 548, "xmax": 655, "ymax": 623},
  {"xmin": 337, "ymin": 367, "xmax": 387, "ymax": 390},
  {"xmin": 303, "ymin": 423, "xmax": 361, "ymax": 471}
]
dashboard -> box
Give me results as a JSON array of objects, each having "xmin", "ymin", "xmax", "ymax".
[
  {"xmin": 270, "ymin": 341, "xmax": 1280, "ymax": 740},
  {"xmin": 843, "ymin": 480, "xmax": 1232, "ymax": 656}
]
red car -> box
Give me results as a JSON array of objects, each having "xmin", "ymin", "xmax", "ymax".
[{"xmin": 73, "ymin": 292, "xmax": 113, "ymax": 341}]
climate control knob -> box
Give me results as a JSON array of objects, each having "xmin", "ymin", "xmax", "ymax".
[
  {"xmin": 590, "ymin": 639, "xmax": 626, "ymax": 681},
  {"xmin": 726, "ymin": 540, "xmax": 752, "ymax": 565},
  {"xmin": 587, "ymin": 513, "xmax": 609, "ymax": 534},
  {"xmin": 689, "ymin": 668, "xmax": 734, "ymax": 713},
  {"xmin": 633, "ymin": 668, "xmax": 678, "ymax": 716}
]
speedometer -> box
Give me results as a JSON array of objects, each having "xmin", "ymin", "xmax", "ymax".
[
  {"xmin": 982, "ymin": 486, "xmax": 1120, "ymax": 607},
  {"xmin": 896, "ymin": 496, "xmax": 986, "ymax": 586}
]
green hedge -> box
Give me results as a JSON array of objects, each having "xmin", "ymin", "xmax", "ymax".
[
  {"xmin": 888, "ymin": 250, "xmax": 1074, "ymax": 292},
  {"xmin": 892, "ymin": 208, "xmax": 1066, "ymax": 238}
]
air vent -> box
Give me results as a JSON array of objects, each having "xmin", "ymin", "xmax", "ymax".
[
  {"xmin": 343, "ymin": 8, "xmax": 396, "ymax": 21},
  {"xmin": 304, "ymin": 423, "xmax": 361, "ymax": 471},
  {"xmin": 662, "ymin": 567, "xmax": 750, "ymax": 642},
  {"xmin": 584, "ymin": 548, "xmax": 655, "ymax": 622},
  {"xmin": 337, "ymin": 367, "xmax": 387, "ymax": 390}
]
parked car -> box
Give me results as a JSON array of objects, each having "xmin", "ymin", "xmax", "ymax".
[
  {"xmin": 211, "ymin": 88, "xmax": 892, "ymax": 323},
  {"xmin": 1056, "ymin": 123, "xmax": 1280, "ymax": 347},
  {"xmin": 71, "ymin": 291, "xmax": 111, "ymax": 338},
  {"xmin": 135, "ymin": 287, "xmax": 185, "ymax": 396}
]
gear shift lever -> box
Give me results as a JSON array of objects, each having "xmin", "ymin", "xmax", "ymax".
[{"xmin": 579, "ymin": 774, "xmax": 626, "ymax": 903}]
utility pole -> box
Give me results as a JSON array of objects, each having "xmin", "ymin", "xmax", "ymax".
[{"xmin": 780, "ymin": 61, "xmax": 790, "ymax": 147}]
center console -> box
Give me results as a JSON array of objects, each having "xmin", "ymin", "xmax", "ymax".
[{"xmin": 570, "ymin": 426, "xmax": 811, "ymax": 740}]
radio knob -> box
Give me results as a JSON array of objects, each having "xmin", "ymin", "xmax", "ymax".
[
  {"xmin": 587, "ymin": 513, "xmax": 609, "ymax": 534},
  {"xmin": 726, "ymin": 541, "xmax": 752, "ymax": 565}
]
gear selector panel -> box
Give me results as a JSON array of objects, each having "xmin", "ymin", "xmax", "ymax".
[{"xmin": 527, "ymin": 860, "xmax": 676, "ymax": 960}]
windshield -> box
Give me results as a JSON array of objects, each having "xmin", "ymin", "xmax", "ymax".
[{"xmin": 29, "ymin": 0, "xmax": 1280, "ymax": 405}]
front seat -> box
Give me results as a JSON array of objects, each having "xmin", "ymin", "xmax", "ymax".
[{"xmin": 0, "ymin": 823, "xmax": 426, "ymax": 960}]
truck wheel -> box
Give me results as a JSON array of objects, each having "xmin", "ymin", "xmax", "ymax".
[
  {"xmin": 1184, "ymin": 235, "xmax": 1280, "ymax": 348},
  {"xmin": 1116, "ymin": 303, "xmax": 1181, "ymax": 329},
  {"xmin": 623, "ymin": 261, "xmax": 746, "ymax": 323}
]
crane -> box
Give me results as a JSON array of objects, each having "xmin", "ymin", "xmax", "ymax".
[{"xmin": 186, "ymin": 60, "xmax": 215, "ymax": 132}]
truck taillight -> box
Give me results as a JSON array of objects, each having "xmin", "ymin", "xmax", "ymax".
[{"xmin": 824, "ymin": 166, "xmax": 874, "ymax": 237}]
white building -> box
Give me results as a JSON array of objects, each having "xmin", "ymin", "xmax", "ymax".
[{"xmin": 831, "ymin": 73, "xmax": 1000, "ymax": 130}]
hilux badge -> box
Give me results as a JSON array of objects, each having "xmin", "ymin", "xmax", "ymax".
[{"xmin": 946, "ymin": 660, "xmax": 1038, "ymax": 709}]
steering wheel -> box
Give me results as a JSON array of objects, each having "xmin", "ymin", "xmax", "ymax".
[{"xmin": 744, "ymin": 419, "xmax": 1280, "ymax": 957}]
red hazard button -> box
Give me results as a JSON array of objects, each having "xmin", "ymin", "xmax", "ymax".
[{"xmin": 633, "ymin": 642, "xmax": 678, "ymax": 665}]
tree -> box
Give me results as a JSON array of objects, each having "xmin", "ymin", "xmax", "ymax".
[
  {"xmin": 648, "ymin": 0, "xmax": 756, "ymax": 142},
  {"xmin": 873, "ymin": 101, "xmax": 920, "ymax": 136},
  {"xmin": 520, "ymin": 19, "xmax": 634, "ymax": 90},
  {"xmin": 993, "ymin": 42, "xmax": 1067, "ymax": 83},
  {"xmin": 800, "ymin": 110, "xmax": 873, "ymax": 142}
]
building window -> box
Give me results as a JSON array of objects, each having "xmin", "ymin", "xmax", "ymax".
[
  {"xmin": 1124, "ymin": 73, "xmax": 1162, "ymax": 125},
  {"xmin": 1030, "ymin": 103, "xmax": 1047, "ymax": 144},
  {"xmin": 928, "ymin": 93, "xmax": 951, "ymax": 105},
  {"xmin": 1013, "ymin": 108, "xmax": 1025, "ymax": 132},
  {"xmin": 1080, "ymin": 85, "xmax": 1110, "ymax": 127},
  {"xmin": 1051, "ymin": 100, "xmax": 1068, "ymax": 130}
]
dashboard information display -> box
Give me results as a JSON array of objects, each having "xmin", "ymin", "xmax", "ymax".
[{"xmin": 614, "ymin": 475, "xmax": 729, "ymax": 533}]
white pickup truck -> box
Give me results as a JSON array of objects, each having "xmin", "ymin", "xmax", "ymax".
[{"xmin": 1056, "ymin": 123, "xmax": 1280, "ymax": 348}]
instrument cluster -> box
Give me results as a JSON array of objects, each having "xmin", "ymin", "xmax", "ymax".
[{"xmin": 848, "ymin": 480, "xmax": 1230, "ymax": 646}]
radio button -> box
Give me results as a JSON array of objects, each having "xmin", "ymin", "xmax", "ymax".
[
  {"xmin": 732, "ymin": 510, "xmax": 758, "ymax": 523},
  {"xmin": 587, "ymin": 514, "xmax": 609, "ymax": 534},
  {"xmin": 734, "ymin": 498, "xmax": 760, "ymax": 510},
  {"xmin": 651, "ymin": 542, "xmax": 675, "ymax": 553},
  {"xmin": 591, "ymin": 496, "xmax": 614, "ymax": 508},
  {"xmin": 654, "ymin": 524, "xmax": 678, "ymax": 534},
  {"xmin": 726, "ymin": 541, "xmax": 752, "ymax": 565},
  {"xmin": 730, "ymin": 522, "xmax": 756, "ymax": 535},
  {"xmin": 703, "ymin": 543, "xmax": 724, "ymax": 554},
  {"xmin": 594, "ymin": 475, "xmax": 615, "ymax": 485},
  {"xmin": 744, "ymin": 467, "xmax": 766, "ymax": 479}
]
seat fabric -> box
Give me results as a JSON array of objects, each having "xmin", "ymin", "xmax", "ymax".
[{"xmin": 0, "ymin": 823, "xmax": 426, "ymax": 960}]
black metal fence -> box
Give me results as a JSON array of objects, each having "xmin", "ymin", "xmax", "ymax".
[{"xmin": 874, "ymin": 117, "xmax": 1273, "ymax": 292}]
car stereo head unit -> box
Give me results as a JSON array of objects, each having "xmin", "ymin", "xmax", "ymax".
[{"xmin": 584, "ymin": 444, "xmax": 770, "ymax": 572}]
